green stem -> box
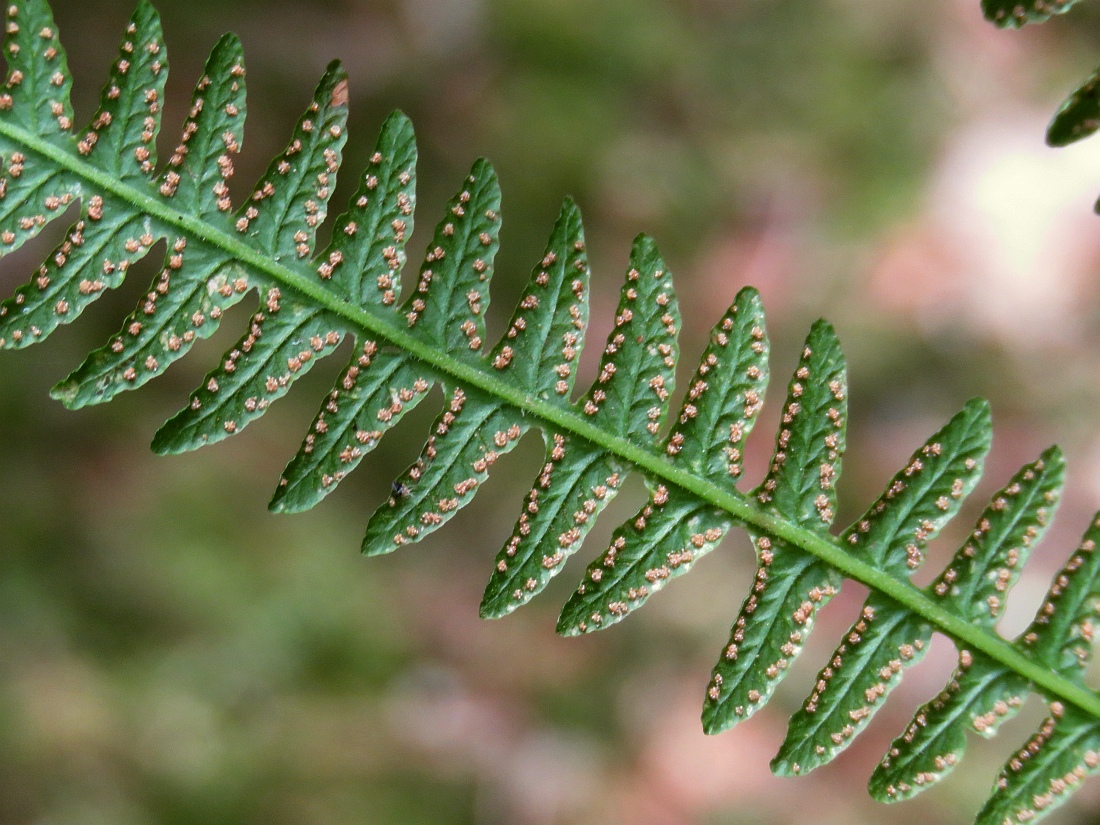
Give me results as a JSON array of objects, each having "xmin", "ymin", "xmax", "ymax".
[{"xmin": 5, "ymin": 117, "xmax": 1099, "ymax": 722}]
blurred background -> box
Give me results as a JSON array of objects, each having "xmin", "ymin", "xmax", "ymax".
[{"xmin": 3, "ymin": 0, "xmax": 1100, "ymax": 822}]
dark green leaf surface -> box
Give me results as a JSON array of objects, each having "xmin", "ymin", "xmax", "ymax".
[
  {"xmin": 873, "ymin": 514, "xmax": 1100, "ymax": 804},
  {"xmin": 976, "ymin": 706, "xmax": 1100, "ymax": 825},
  {"xmin": 401, "ymin": 159, "xmax": 500, "ymax": 356},
  {"xmin": 755, "ymin": 320, "xmax": 847, "ymax": 531},
  {"xmin": 701, "ymin": 321, "xmax": 847, "ymax": 732},
  {"xmin": 773, "ymin": 595, "xmax": 930, "ymax": 776},
  {"xmin": 164, "ymin": 33, "xmax": 247, "ymax": 220},
  {"xmin": 271, "ymin": 347, "xmax": 432, "ymax": 513},
  {"xmin": 871, "ymin": 652, "xmax": 1029, "ymax": 803},
  {"xmin": 703, "ymin": 550, "xmax": 841, "ymax": 733},
  {"xmin": 363, "ymin": 197, "xmax": 589, "ymax": 557},
  {"xmin": 982, "ymin": 0, "xmax": 1083, "ymax": 28},
  {"xmin": 316, "ymin": 110, "xmax": 417, "ymax": 305},
  {"xmin": 484, "ymin": 198, "xmax": 589, "ymax": 402},
  {"xmin": 153, "ymin": 61, "xmax": 352, "ymax": 452},
  {"xmin": 1020, "ymin": 515, "xmax": 1100, "ymax": 678},
  {"xmin": 231, "ymin": 63, "xmax": 348, "ymax": 265},
  {"xmin": 78, "ymin": 1, "xmax": 167, "ymax": 184},
  {"xmin": 363, "ymin": 384, "xmax": 528, "ymax": 553},
  {"xmin": 545, "ymin": 288, "xmax": 771, "ymax": 631},
  {"xmin": 20, "ymin": 31, "xmax": 248, "ymax": 396},
  {"xmin": 575, "ymin": 234, "xmax": 679, "ymax": 442},
  {"xmin": 50, "ymin": 248, "xmax": 244, "ymax": 406},
  {"xmin": 0, "ymin": 210, "xmax": 154, "ymax": 354},
  {"xmin": 152, "ymin": 299, "xmax": 345, "ymax": 453},
  {"xmin": 929, "ymin": 447, "xmax": 1064, "ymax": 622},
  {"xmin": 842, "ymin": 399, "xmax": 991, "ymax": 576},
  {"xmin": 974, "ymin": 518, "xmax": 1100, "ymax": 823},
  {"xmin": 764, "ymin": 412, "xmax": 997, "ymax": 771},
  {"xmin": 774, "ymin": 446, "xmax": 1060, "ymax": 776},
  {"xmin": 481, "ymin": 437, "xmax": 627, "ymax": 618},
  {"xmin": 514, "ymin": 235, "xmax": 681, "ymax": 630},
  {"xmin": 1, "ymin": 0, "xmax": 74, "ymax": 144},
  {"xmin": 663, "ymin": 287, "xmax": 770, "ymax": 482},
  {"xmin": 1047, "ymin": 67, "xmax": 1100, "ymax": 148}
]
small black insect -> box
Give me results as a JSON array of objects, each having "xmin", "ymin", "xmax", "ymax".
[{"xmin": 392, "ymin": 481, "xmax": 411, "ymax": 498}]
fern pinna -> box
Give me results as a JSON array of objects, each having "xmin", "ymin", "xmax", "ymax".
[
  {"xmin": 0, "ymin": 1, "xmax": 1098, "ymax": 822},
  {"xmin": 984, "ymin": 0, "xmax": 1100, "ymax": 183}
]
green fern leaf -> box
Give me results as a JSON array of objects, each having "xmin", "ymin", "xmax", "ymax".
[
  {"xmin": 551, "ymin": 285, "xmax": 765, "ymax": 633},
  {"xmin": 699, "ymin": 319, "xmax": 850, "ymax": 731},
  {"xmin": 873, "ymin": 511, "xmax": 1100, "ymax": 806},
  {"xmin": 704, "ymin": 398, "xmax": 988, "ymax": 735},
  {"xmin": 981, "ymin": 0, "xmax": 1100, "ymax": 174},
  {"xmin": 978, "ymin": 705, "xmax": 1100, "ymax": 825},
  {"xmin": 5, "ymin": 3, "xmax": 1100, "ymax": 823},
  {"xmin": 150, "ymin": 64, "xmax": 350, "ymax": 453},
  {"xmin": 974, "ymin": 515, "xmax": 1100, "ymax": 825},
  {"xmin": 981, "ymin": 0, "xmax": 1084, "ymax": 27},
  {"xmin": 493, "ymin": 233, "xmax": 680, "ymax": 626},
  {"xmin": 476, "ymin": 200, "xmax": 599, "ymax": 617},
  {"xmin": 975, "ymin": 0, "xmax": 1100, "ymax": 198},
  {"xmin": 270, "ymin": 111, "xmax": 422, "ymax": 513},
  {"xmin": 774, "ymin": 444, "xmax": 1060, "ymax": 776},
  {"xmin": 358, "ymin": 162, "xmax": 508, "ymax": 551},
  {"xmin": 1046, "ymin": 66, "xmax": 1100, "ymax": 151}
]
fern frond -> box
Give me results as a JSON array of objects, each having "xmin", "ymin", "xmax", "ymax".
[
  {"xmin": 981, "ymin": 0, "xmax": 1083, "ymax": 28},
  {"xmin": 976, "ymin": 0, "xmax": 1100, "ymax": 210},
  {"xmin": 3, "ymin": 2, "xmax": 1100, "ymax": 823}
]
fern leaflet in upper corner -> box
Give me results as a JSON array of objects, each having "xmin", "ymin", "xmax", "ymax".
[
  {"xmin": 980, "ymin": 0, "xmax": 1084, "ymax": 28},
  {"xmin": 1, "ymin": 1, "xmax": 1100, "ymax": 822},
  {"xmin": 980, "ymin": 0, "xmax": 1100, "ymax": 220}
]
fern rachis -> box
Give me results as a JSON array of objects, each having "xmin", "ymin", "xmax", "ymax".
[{"xmin": 2, "ymin": 1, "xmax": 1100, "ymax": 823}]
